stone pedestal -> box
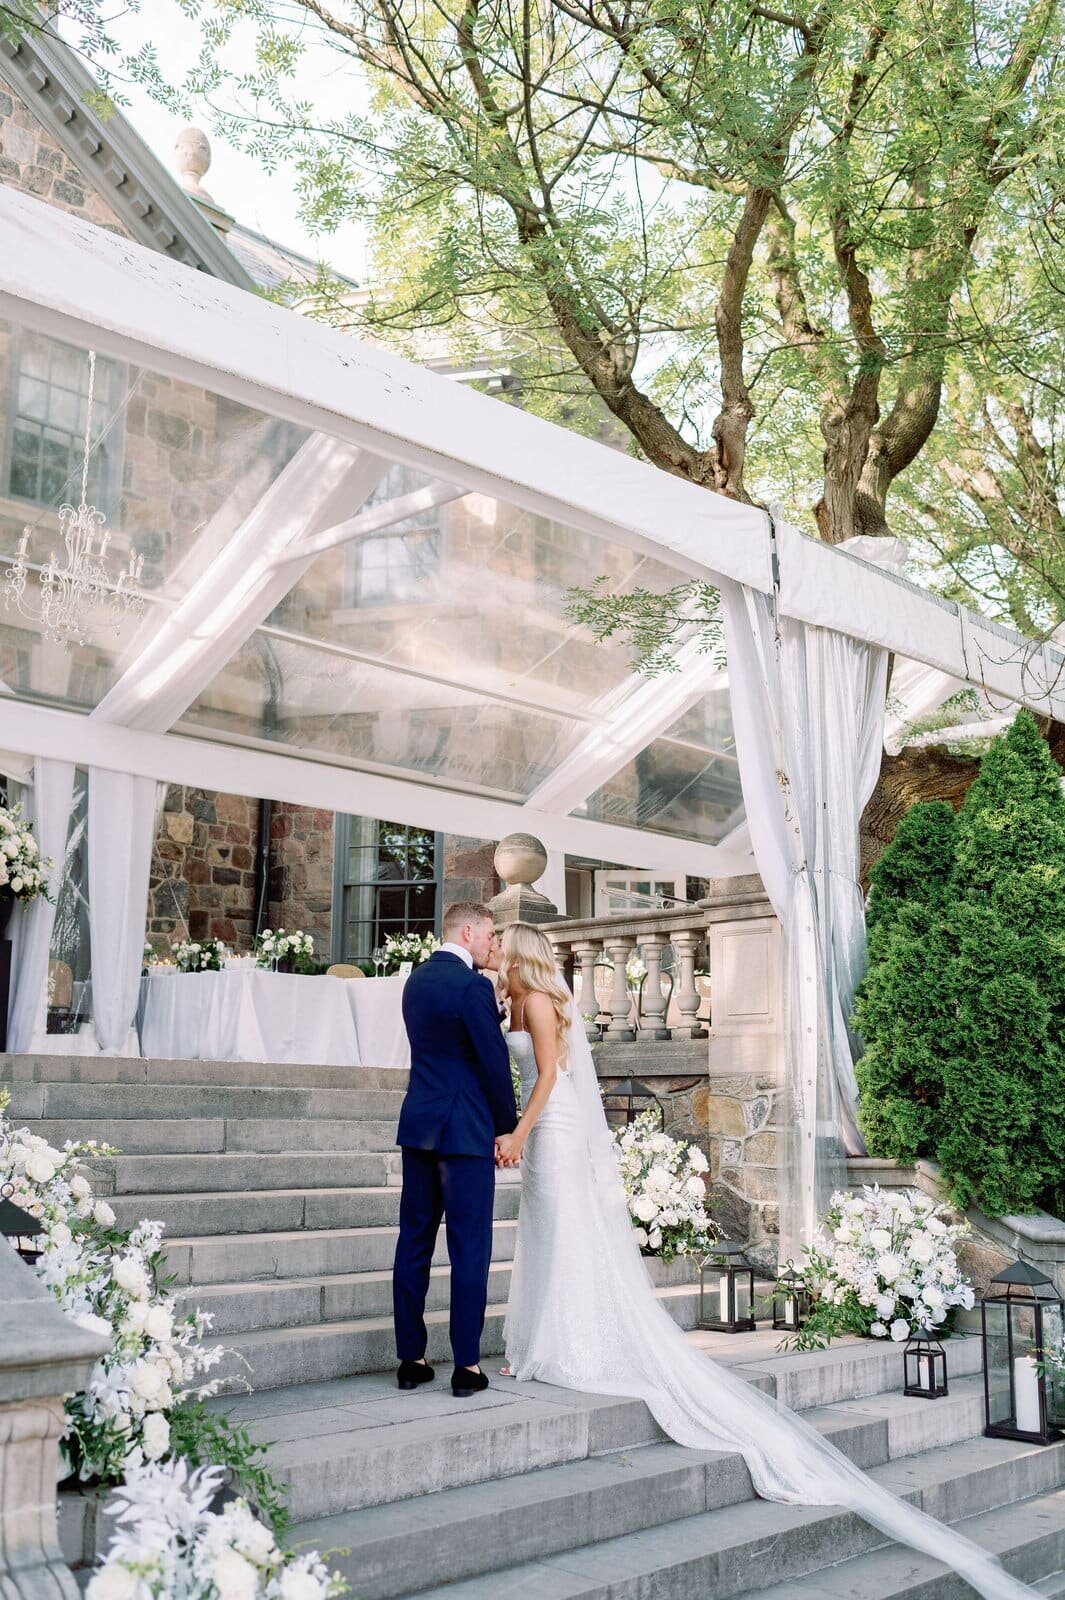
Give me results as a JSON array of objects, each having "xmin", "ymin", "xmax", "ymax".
[
  {"xmin": 0, "ymin": 1241, "xmax": 107, "ymax": 1597},
  {"xmin": 487, "ymin": 834, "xmax": 566, "ymax": 928}
]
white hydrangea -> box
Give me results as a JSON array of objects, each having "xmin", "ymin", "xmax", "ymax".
[{"xmin": 612, "ymin": 1111, "xmax": 716, "ymax": 1262}]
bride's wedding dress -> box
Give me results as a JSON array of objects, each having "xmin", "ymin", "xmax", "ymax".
[{"xmin": 504, "ymin": 1021, "xmax": 1035, "ymax": 1600}]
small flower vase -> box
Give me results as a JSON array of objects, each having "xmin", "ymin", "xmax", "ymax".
[{"xmin": 276, "ymin": 957, "xmax": 295, "ymax": 975}]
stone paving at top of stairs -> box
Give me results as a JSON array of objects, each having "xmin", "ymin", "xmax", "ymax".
[{"xmin": 2, "ymin": 1053, "xmax": 409, "ymax": 1091}]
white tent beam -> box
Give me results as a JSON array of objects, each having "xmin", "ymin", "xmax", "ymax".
[
  {"xmin": 274, "ymin": 479, "xmax": 471, "ymax": 568},
  {"xmin": 0, "ymin": 699, "xmax": 752, "ymax": 879},
  {"xmin": 524, "ymin": 645, "xmax": 728, "ymax": 814},
  {"xmin": 91, "ymin": 441, "xmax": 389, "ymax": 733}
]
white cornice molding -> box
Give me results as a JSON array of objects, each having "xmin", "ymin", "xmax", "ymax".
[{"xmin": 0, "ymin": 26, "xmax": 254, "ymax": 288}]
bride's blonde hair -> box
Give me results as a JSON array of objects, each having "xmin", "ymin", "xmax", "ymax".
[{"xmin": 501, "ymin": 922, "xmax": 572, "ymax": 1068}]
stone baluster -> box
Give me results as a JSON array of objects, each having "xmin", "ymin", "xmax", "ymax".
[
  {"xmin": 672, "ymin": 928, "xmax": 707, "ymax": 1038},
  {"xmin": 571, "ymin": 940, "xmax": 604, "ymax": 1040},
  {"xmin": 640, "ymin": 934, "xmax": 671, "ymax": 1040},
  {"xmin": 0, "ymin": 1242, "xmax": 108, "ymax": 1597},
  {"xmin": 603, "ymin": 935, "xmax": 637, "ymax": 1040}
]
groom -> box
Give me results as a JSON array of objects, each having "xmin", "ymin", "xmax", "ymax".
[{"xmin": 393, "ymin": 902, "xmax": 517, "ymax": 1397}]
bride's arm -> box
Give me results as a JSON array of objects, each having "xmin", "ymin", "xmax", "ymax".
[{"xmin": 496, "ymin": 992, "xmax": 558, "ymax": 1164}]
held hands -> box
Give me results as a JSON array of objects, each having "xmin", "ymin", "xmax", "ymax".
[{"xmin": 495, "ymin": 1133, "xmax": 524, "ymax": 1168}]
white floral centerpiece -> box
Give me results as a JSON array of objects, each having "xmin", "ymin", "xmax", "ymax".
[
  {"xmin": 382, "ymin": 931, "xmax": 439, "ymax": 973},
  {"xmin": 173, "ymin": 939, "xmax": 229, "ymax": 974},
  {"xmin": 255, "ymin": 928, "xmax": 315, "ymax": 974},
  {"xmin": 87, "ymin": 1459, "xmax": 347, "ymax": 1600},
  {"xmin": 785, "ymin": 1185, "xmax": 975, "ymax": 1350},
  {"xmin": 612, "ymin": 1110, "xmax": 716, "ymax": 1262},
  {"xmin": 0, "ymin": 802, "xmax": 52, "ymax": 913}
]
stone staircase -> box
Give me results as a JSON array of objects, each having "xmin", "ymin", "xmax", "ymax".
[{"xmin": 4, "ymin": 1053, "xmax": 1065, "ymax": 1598}]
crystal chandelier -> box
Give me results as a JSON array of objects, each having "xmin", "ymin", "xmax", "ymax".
[{"xmin": 3, "ymin": 351, "xmax": 144, "ymax": 647}]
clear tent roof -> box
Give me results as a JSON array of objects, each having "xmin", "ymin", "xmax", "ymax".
[{"xmin": 4, "ymin": 185, "xmax": 1065, "ymax": 879}]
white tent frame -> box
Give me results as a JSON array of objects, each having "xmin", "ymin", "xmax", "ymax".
[{"xmin": 3, "ymin": 186, "xmax": 1065, "ymax": 873}]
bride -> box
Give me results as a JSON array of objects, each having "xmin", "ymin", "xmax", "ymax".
[{"xmin": 490, "ymin": 921, "xmax": 1035, "ymax": 1600}]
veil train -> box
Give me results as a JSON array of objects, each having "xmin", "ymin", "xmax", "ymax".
[{"xmin": 559, "ymin": 1012, "xmax": 1036, "ymax": 1600}]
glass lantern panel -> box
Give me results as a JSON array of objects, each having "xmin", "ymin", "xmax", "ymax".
[
  {"xmin": 983, "ymin": 1302, "xmax": 1015, "ymax": 1429},
  {"xmin": 733, "ymin": 1271, "xmax": 753, "ymax": 1325},
  {"xmin": 1041, "ymin": 1303, "xmax": 1065, "ymax": 1430}
]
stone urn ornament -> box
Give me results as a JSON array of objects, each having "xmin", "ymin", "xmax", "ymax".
[{"xmin": 487, "ymin": 833, "xmax": 563, "ymax": 927}]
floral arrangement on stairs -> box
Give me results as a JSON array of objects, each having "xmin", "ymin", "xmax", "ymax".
[
  {"xmin": 0, "ymin": 1091, "xmax": 344, "ymax": 1592},
  {"xmin": 86, "ymin": 1460, "xmax": 346, "ymax": 1600},
  {"xmin": 783, "ymin": 1185, "xmax": 975, "ymax": 1351},
  {"xmin": 612, "ymin": 1110, "xmax": 715, "ymax": 1262}
]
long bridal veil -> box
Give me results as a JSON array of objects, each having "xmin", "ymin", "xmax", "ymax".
[{"xmin": 561, "ymin": 1015, "xmax": 1035, "ymax": 1599}]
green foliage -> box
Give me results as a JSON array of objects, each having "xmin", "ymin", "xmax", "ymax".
[
  {"xmin": 169, "ymin": 1399, "xmax": 291, "ymax": 1542},
  {"xmin": 563, "ymin": 579, "xmax": 723, "ymax": 676},
  {"xmin": 856, "ymin": 711, "xmax": 1065, "ymax": 1218}
]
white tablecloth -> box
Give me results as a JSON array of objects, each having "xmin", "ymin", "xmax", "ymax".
[{"xmin": 137, "ymin": 969, "xmax": 410, "ymax": 1067}]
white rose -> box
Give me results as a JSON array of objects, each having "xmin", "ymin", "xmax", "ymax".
[
  {"xmin": 876, "ymin": 1253, "xmax": 902, "ymax": 1283},
  {"xmin": 129, "ymin": 1359, "xmax": 167, "ymax": 1405},
  {"xmin": 236, "ymin": 1518, "xmax": 277, "ymax": 1562},
  {"xmin": 3, "ymin": 838, "xmax": 18, "ymax": 857},
  {"xmin": 24, "ymin": 1151, "xmax": 56, "ymax": 1184},
  {"xmin": 926, "ymin": 1217, "xmax": 947, "ymax": 1236},
  {"xmin": 279, "ymin": 1568, "xmax": 325, "ymax": 1600},
  {"xmin": 49, "ymin": 1222, "xmax": 72, "ymax": 1248},
  {"xmin": 868, "ymin": 1228, "xmax": 892, "ymax": 1251},
  {"xmin": 633, "ymin": 1195, "xmax": 658, "ymax": 1224},
  {"xmin": 648, "ymin": 1228, "xmax": 662, "ymax": 1250},
  {"xmin": 113, "ymin": 1258, "xmax": 150, "ymax": 1300},
  {"xmin": 632, "ymin": 1226, "xmax": 648, "ymax": 1247},
  {"xmin": 144, "ymin": 1306, "xmax": 173, "ymax": 1343},
  {"xmin": 890, "ymin": 1318, "xmax": 912, "ymax": 1342},
  {"xmin": 141, "ymin": 1410, "xmax": 170, "ymax": 1461},
  {"xmin": 875, "ymin": 1292, "xmax": 896, "ymax": 1320},
  {"xmin": 10, "ymin": 877, "xmax": 22, "ymax": 894},
  {"xmin": 907, "ymin": 1235, "xmax": 934, "ymax": 1264},
  {"xmin": 869, "ymin": 1321, "xmax": 888, "ymax": 1338},
  {"xmin": 123, "ymin": 1301, "xmax": 150, "ymax": 1333},
  {"xmin": 87, "ymin": 1563, "xmax": 141, "ymax": 1600},
  {"xmin": 213, "ymin": 1550, "xmax": 259, "ymax": 1600},
  {"xmin": 70, "ymin": 1175, "xmax": 92, "ymax": 1201},
  {"xmin": 93, "ymin": 1201, "xmax": 116, "ymax": 1228}
]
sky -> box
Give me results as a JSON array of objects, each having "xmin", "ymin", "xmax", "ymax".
[{"xmin": 68, "ymin": 3, "xmax": 368, "ymax": 276}]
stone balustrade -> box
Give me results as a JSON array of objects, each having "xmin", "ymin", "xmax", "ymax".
[{"xmin": 547, "ymin": 875, "xmax": 785, "ymax": 1260}]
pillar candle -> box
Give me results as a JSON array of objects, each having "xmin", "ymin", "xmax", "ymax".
[
  {"xmin": 719, "ymin": 1274, "xmax": 730, "ymax": 1322},
  {"xmin": 1014, "ymin": 1355, "xmax": 1042, "ymax": 1433}
]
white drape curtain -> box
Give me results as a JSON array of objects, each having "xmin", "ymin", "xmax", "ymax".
[
  {"xmin": 7, "ymin": 758, "xmax": 76, "ymax": 1052},
  {"xmin": 88, "ymin": 768, "xmax": 160, "ymax": 1055},
  {"xmin": 720, "ymin": 541, "xmax": 892, "ymax": 1260}
]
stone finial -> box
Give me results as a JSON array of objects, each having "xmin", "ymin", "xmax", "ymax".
[
  {"xmin": 174, "ymin": 126, "xmax": 214, "ymax": 199},
  {"xmin": 487, "ymin": 832, "xmax": 563, "ymax": 927}
]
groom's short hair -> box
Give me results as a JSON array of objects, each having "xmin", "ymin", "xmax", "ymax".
[{"xmin": 442, "ymin": 900, "xmax": 494, "ymax": 936}]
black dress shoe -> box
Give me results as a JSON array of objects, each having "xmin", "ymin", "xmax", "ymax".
[
  {"xmin": 452, "ymin": 1365, "xmax": 490, "ymax": 1398},
  {"xmin": 397, "ymin": 1359, "xmax": 435, "ymax": 1391}
]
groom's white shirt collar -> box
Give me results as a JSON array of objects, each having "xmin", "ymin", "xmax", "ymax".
[{"xmin": 439, "ymin": 941, "xmax": 474, "ymax": 969}]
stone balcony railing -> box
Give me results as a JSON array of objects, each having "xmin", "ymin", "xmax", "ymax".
[{"xmin": 546, "ymin": 873, "xmax": 775, "ymax": 1044}]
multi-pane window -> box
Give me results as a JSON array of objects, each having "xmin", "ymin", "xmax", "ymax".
[
  {"xmin": 346, "ymin": 464, "xmax": 443, "ymax": 605},
  {"xmin": 6, "ymin": 335, "xmax": 122, "ymax": 514},
  {"xmin": 334, "ymin": 815, "xmax": 442, "ymax": 963}
]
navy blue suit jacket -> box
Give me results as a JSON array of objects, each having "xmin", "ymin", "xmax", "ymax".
[{"xmin": 397, "ymin": 951, "xmax": 517, "ymax": 1156}]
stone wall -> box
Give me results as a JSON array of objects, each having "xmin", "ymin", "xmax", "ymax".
[
  {"xmin": 704, "ymin": 1069, "xmax": 781, "ymax": 1267},
  {"xmin": 147, "ymin": 787, "xmax": 259, "ymax": 949},
  {"xmin": 267, "ymin": 804, "xmax": 335, "ymax": 954},
  {"xmin": 442, "ymin": 836, "xmax": 499, "ymax": 907},
  {"xmin": 0, "ymin": 84, "xmax": 131, "ymax": 235}
]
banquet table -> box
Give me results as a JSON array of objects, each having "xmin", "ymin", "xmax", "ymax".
[{"xmin": 138, "ymin": 969, "xmax": 410, "ymax": 1068}]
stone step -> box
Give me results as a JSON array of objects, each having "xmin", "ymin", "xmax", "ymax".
[
  {"xmin": 287, "ymin": 1378, "xmax": 1040, "ymax": 1600},
  {"xmin": 0, "ymin": 1081, "xmax": 406, "ymax": 1123},
  {"xmin": 107, "ymin": 1182, "xmax": 522, "ymax": 1238},
  {"xmin": 209, "ymin": 1286, "xmax": 701, "ymax": 1395},
  {"xmin": 401, "ymin": 1440, "xmax": 1065, "ymax": 1600},
  {"xmin": 2, "ymin": 1054, "xmax": 408, "ymax": 1091},
  {"xmin": 25, "ymin": 1116, "xmax": 400, "ymax": 1155},
  {"xmin": 181, "ymin": 1253, "xmax": 697, "ymax": 1335},
  {"xmin": 88, "ymin": 1150, "xmax": 400, "ymax": 1195},
  {"xmin": 163, "ymin": 1219, "xmax": 520, "ymax": 1287}
]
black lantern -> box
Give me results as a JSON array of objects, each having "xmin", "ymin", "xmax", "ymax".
[
  {"xmin": 699, "ymin": 1241, "xmax": 756, "ymax": 1332},
  {"xmin": 772, "ymin": 1267, "xmax": 811, "ymax": 1332},
  {"xmin": 0, "ymin": 1182, "xmax": 44, "ymax": 1267},
  {"xmin": 981, "ymin": 1260, "xmax": 1064, "ymax": 1445},
  {"xmin": 604, "ymin": 1077, "xmax": 663, "ymax": 1129},
  {"xmin": 903, "ymin": 1325, "xmax": 949, "ymax": 1399}
]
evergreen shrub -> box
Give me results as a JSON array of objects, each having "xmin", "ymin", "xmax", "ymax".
[{"xmin": 854, "ymin": 711, "xmax": 1065, "ymax": 1218}]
